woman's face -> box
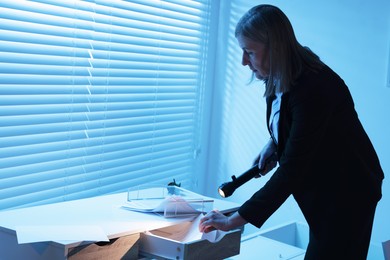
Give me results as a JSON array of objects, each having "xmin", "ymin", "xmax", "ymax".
[{"xmin": 236, "ymin": 35, "xmax": 270, "ymax": 80}]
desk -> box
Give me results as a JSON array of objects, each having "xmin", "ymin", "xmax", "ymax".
[{"xmin": 0, "ymin": 190, "xmax": 239, "ymax": 259}]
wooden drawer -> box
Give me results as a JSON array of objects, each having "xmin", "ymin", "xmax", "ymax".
[
  {"xmin": 139, "ymin": 222, "xmax": 241, "ymax": 260},
  {"xmin": 67, "ymin": 233, "xmax": 140, "ymax": 260}
]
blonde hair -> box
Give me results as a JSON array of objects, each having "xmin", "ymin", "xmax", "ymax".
[{"xmin": 235, "ymin": 4, "xmax": 324, "ymax": 97}]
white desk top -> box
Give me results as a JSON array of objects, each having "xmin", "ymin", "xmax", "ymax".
[{"xmin": 0, "ymin": 190, "xmax": 239, "ymax": 248}]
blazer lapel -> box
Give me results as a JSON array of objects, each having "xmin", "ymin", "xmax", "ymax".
[{"xmin": 276, "ymin": 92, "xmax": 290, "ymax": 158}]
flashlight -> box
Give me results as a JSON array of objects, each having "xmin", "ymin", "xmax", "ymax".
[{"xmin": 218, "ymin": 154, "xmax": 277, "ymax": 198}]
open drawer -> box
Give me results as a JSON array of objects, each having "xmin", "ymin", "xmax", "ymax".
[
  {"xmin": 67, "ymin": 233, "xmax": 140, "ymax": 260},
  {"xmin": 139, "ymin": 221, "xmax": 241, "ymax": 260}
]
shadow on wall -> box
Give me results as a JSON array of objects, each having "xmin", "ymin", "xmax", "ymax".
[{"xmin": 384, "ymin": 240, "xmax": 390, "ymax": 260}]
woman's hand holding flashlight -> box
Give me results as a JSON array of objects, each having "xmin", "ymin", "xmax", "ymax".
[{"xmin": 254, "ymin": 138, "xmax": 278, "ymax": 177}]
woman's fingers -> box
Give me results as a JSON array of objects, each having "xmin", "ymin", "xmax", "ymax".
[
  {"xmin": 199, "ymin": 210, "xmax": 223, "ymax": 233},
  {"xmin": 260, "ymin": 160, "xmax": 277, "ymax": 175}
]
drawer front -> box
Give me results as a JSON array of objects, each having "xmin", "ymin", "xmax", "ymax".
[
  {"xmin": 67, "ymin": 233, "xmax": 140, "ymax": 260},
  {"xmin": 185, "ymin": 229, "xmax": 241, "ymax": 260},
  {"xmin": 140, "ymin": 229, "xmax": 241, "ymax": 260}
]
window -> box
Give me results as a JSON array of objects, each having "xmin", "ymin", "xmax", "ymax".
[{"xmin": 0, "ymin": 0, "xmax": 211, "ymax": 210}]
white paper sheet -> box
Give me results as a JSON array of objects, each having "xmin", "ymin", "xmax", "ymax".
[
  {"xmin": 181, "ymin": 214, "xmax": 205, "ymax": 242},
  {"xmin": 15, "ymin": 225, "xmax": 109, "ymax": 244},
  {"xmin": 146, "ymin": 214, "xmax": 225, "ymax": 243}
]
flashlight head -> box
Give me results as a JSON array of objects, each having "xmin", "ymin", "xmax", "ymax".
[
  {"xmin": 218, "ymin": 182, "xmax": 236, "ymax": 198},
  {"xmin": 218, "ymin": 186, "xmax": 227, "ymax": 198}
]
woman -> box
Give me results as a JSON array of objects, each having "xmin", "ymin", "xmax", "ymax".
[{"xmin": 199, "ymin": 4, "xmax": 384, "ymax": 259}]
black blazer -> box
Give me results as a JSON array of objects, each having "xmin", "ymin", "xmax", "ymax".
[{"xmin": 238, "ymin": 65, "xmax": 384, "ymax": 231}]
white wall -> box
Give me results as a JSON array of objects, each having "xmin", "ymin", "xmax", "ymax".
[{"xmin": 202, "ymin": 0, "xmax": 390, "ymax": 252}]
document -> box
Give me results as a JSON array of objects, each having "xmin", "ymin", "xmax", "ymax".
[
  {"xmin": 145, "ymin": 214, "xmax": 225, "ymax": 243},
  {"xmin": 122, "ymin": 195, "xmax": 213, "ymax": 217}
]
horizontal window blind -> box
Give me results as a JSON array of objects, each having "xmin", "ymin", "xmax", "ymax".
[{"xmin": 0, "ymin": 0, "xmax": 211, "ymax": 210}]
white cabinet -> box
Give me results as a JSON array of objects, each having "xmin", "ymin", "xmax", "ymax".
[{"xmin": 230, "ymin": 222, "xmax": 308, "ymax": 260}]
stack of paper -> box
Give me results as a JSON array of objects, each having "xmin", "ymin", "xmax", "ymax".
[{"xmin": 122, "ymin": 195, "xmax": 213, "ymax": 217}]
